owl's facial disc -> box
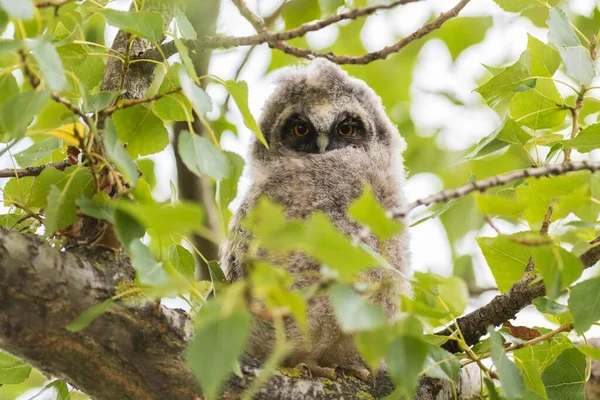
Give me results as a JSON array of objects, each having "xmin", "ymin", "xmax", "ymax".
[{"xmin": 279, "ymin": 111, "xmax": 368, "ymax": 154}]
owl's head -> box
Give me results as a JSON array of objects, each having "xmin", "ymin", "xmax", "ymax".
[{"xmin": 252, "ymin": 59, "xmax": 404, "ymax": 161}]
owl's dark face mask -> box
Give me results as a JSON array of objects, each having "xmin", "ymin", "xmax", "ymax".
[{"xmin": 277, "ymin": 99, "xmax": 372, "ymax": 155}]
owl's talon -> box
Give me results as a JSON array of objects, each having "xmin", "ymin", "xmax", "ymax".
[
  {"xmin": 340, "ymin": 365, "xmax": 373, "ymax": 383},
  {"xmin": 295, "ymin": 363, "xmax": 337, "ymax": 380},
  {"xmin": 295, "ymin": 363, "xmax": 312, "ymax": 378}
]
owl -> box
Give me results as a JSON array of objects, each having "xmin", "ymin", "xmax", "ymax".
[{"xmin": 221, "ymin": 59, "xmax": 410, "ymax": 381}]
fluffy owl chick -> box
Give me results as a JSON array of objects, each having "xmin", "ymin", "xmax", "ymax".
[{"xmin": 221, "ymin": 59, "xmax": 410, "ymax": 381}]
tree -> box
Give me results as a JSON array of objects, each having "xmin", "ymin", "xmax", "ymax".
[{"xmin": 0, "ymin": 0, "xmax": 600, "ymax": 399}]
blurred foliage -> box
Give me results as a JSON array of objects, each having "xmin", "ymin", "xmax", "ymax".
[{"xmin": 0, "ymin": 0, "xmax": 600, "ymax": 399}]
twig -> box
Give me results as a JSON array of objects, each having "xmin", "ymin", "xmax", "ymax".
[
  {"xmin": 231, "ymin": 0, "xmax": 267, "ymax": 33},
  {"xmin": 564, "ymin": 87, "xmax": 585, "ymax": 162},
  {"xmin": 539, "ymin": 200, "xmax": 555, "ymax": 237},
  {"xmin": 484, "ymin": 216, "xmax": 502, "ymax": 235},
  {"xmin": 462, "ymin": 323, "xmax": 573, "ymax": 367},
  {"xmin": 20, "ymin": 50, "xmax": 93, "ymax": 128},
  {"xmin": 390, "ymin": 161, "xmax": 600, "ymax": 219},
  {"xmin": 100, "ymin": 87, "xmax": 182, "ymax": 117},
  {"xmin": 152, "ymin": 0, "xmax": 429, "ymax": 64},
  {"xmin": 437, "ymin": 236, "xmax": 600, "ymax": 353},
  {"xmin": 0, "ymin": 161, "xmax": 70, "ymax": 178},
  {"xmin": 268, "ymin": 0, "xmax": 471, "ymax": 64},
  {"xmin": 35, "ymin": 0, "xmax": 76, "ymax": 8}
]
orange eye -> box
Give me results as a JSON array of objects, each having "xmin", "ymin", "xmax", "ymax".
[
  {"xmin": 294, "ymin": 123, "xmax": 310, "ymax": 137},
  {"xmin": 338, "ymin": 125, "xmax": 354, "ymax": 136}
]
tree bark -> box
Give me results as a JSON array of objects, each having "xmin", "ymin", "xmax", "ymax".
[
  {"xmin": 0, "ymin": 227, "xmax": 482, "ymax": 399},
  {"xmin": 174, "ymin": 0, "xmax": 223, "ymax": 278}
]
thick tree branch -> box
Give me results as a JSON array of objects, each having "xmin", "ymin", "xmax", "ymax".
[
  {"xmin": 437, "ymin": 235, "xmax": 600, "ymax": 353},
  {"xmin": 0, "ymin": 227, "xmax": 484, "ymax": 399}
]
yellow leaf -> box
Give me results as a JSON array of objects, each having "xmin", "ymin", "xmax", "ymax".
[{"xmin": 40, "ymin": 123, "xmax": 85, "ymax": 146}]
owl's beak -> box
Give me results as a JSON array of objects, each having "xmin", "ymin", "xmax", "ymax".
[{"xmin": 316, "ymin": 133, "xmax": 329, "ymax": 153}]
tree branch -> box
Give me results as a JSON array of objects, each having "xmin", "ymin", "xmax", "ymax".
[
  {"xmin": 0, "ymin": 227, "xmax": 484, "ymax": 399},
  {"xmin": 436, "ymin": 235, "xmax": 600, "ymax": 353},
  {"xmin": 269, "ymin": 0, "xmax": 470, "ymax": 64},
  {"xmin": 391, "ymin": 161, "xmax": 600, "ymax": 219},
  {"xmin": 153, "ymin": 0, "xmax": 455, "ymax": 66},
  {"xmin": 0, "ymin": 160, "xmax": 70, "ymax": 178}
]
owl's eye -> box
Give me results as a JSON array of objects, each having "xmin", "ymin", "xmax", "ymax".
[
  {"xmin": 338, "ymin": 125, "xmax": 354, "ymax": 136},
  {"xmin": 294, "ymin": 123, "xmax": 310, "ymax": 137}
]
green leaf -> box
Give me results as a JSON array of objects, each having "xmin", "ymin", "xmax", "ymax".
[
  {"xmin": 45, "ymin": 185, "xmax": 73, "ymax": 235},
  {"xmin": 475, "ymin": 61, "xmax": 530, "ymax": 107},
  {"xmin": 179, "ymin": 69, "xmax": 212, "ymax": 115},
  {"xmin": 175, "ymin": 9, "xmax": 197, "ymax": 40},
  {"xmin": 493, "ymin": 0, "xmax": 543, "ymax": 12},
  {"xmin": 515, "ymin": 358, "xmax": 548, "ymax": 399},
  {"xmin": 282, "ymin": 0, "xmax": 320, "ymax": 28},
  {"xmin": 29, "ymin": 167, "xmax": 66, "ymax": 207},
  {"xmin": 0, "ymin": 0, "xmax": 34, "ymax": 20},
  {"xmin": 527, "ymin": 34, "xmax": 561, "ymax": 77},
  {"xmin": 137, "ymin": 159, "xmax": 156, "ymax": 189},
  {"xmin": 177, "ymin": 130, "xmax": 231, "ymax": 180},
  {"xmin": 4, "ymin": 176, "xmax": 33, "ymax": 208},
  {"xmin": 541, "ymin": 348, "xmax": 586, "ymax": 400},
  {"xmin": 387, "ymin": 336, "xmax": 429, "ymax": 398},
  {"xmin": 104, "ymin": 118, "xmax": 138, "ymax": 186},
  {"xmin": 186, "ymin": 299, "xmax": 251, "ymax": 400},
  {"xmin": 0, "ymin": 89, "xmax": 50, "ymax": 141},
  {"xmin": 533, "ymin": 297, "xmax": 567, "ymax": 315},
  {"xmin": 348, "ymin": 185, "xmax": 402, "ymax": 240},
  {"xmin": 115, "ymin": 199, "xmax": 205, "ymax": 240},
  {"xmin": 130, "ymin": 240, "xmax": 170, "ymax": 286},
  {"xmin": 208, "ymin": 260, "xmax": 226, "ymax": 283},
  {"xmin": 46, "ymin": 379, "xmax": 70, "ymax": 400},
  {"xmin": 153, "ymin": 63, "xmax": 192, "ymax": 121},
  {"xmin": 83, "ymin": 91, "xmax": 121, "ymax": 113},
  {"xmin": 355, "ymin": 327, "xmax": 394, "ymax": 372},
  {"xmin": 510, "ymin": 79, "xmax": 567, "ymax": 130},
  {"xmin": 303, "ymin": 213, "xmax": 379, "ymax": 280},
  {"xmin": 66, "ymin": 299, "xmax": 115, "ymax": 332},
  {"xmin": 77, "ymin": 193, "xmax": 115, "ymax": 223},
  {"xmin": 73, "ymin": 56, "xmax": 105, "ymax": 91},
  {"xmin": 101, "ymin": 9, "xmax": 164, "ymax": 41},
  {"xmin": 406, "ymin": 272, "xmax": 469, "ymax": 324},
  {"xmin": 488, "ymin": 327, "xmax": 525, "ymax": 398},
  {"xmin": 169, "ymin": 244, "xmax": 196, "ymax": 281},
  {"xmin": 0, "ymin": 73, "xmax": 18, "ymax": 108},
  {"xmin": 218, "ymin": 151, "xmax": 245, "ymax": 232},
  {"xmin": 577, "ymin": 345, "xmax": 600, "ymax": 360},
  {"xmin": 32, "ymin": 41, "xmax": 67, "ymax": 92},
  {"xmin": 44, "ymin": 169, "xmax": 95, "ymax": 235},
  {"xmin": 422, "ymin": 344, "xmax": 460, "ymax": 382},
  {"xmin": 224, "ymin": 80, "xmax": 268, "ymax": 147},
  {"xmin": 329, "ymin": 284, "xmax": 386, "ymax": 333},
  {"xmin": 477, "ymin": 236, "xmax": 531, "ymax": 292},
  {"xmin": 14, "ymin": 138, "xmax": 61, "ymax": 167},
  {"xmin": 112, "ymin": 105, "xmax": 169, "ymax": 157},
  {"xmin": 174, "ymin": 37, "xmax": 198, "ymax": 81},
  {"xmin": 0, "ymin": 353, "xmax": 32, "ymax": 384},
  {"xmin": 547, "ymin": 7, "xmax": 595, "ymax": 85},
  {"xmin": 475, "ymin": 193, "xmax": 524, "ymax": 218},
  {"xmin": 114, "ymin": 209, "xmax": 145, "ymax": 249},
  {"xmin": 561, "ymin": 123, "xmax": 600, "ymax": 153},
  {"xmin": 568, "ymin": 276, "xmax": 600, "ymax": 334},
  {"xmin": 530, "ymin": 245, "xmax": 583, "ymax": 300}
]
